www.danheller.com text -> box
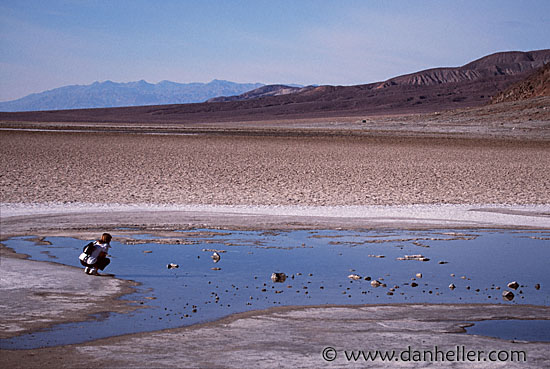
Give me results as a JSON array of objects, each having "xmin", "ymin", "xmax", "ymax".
[{"xmin": 321, "ymin": 346, "xmax": 527, "ymax": 363}]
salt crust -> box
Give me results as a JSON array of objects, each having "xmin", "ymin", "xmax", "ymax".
[{"xmin": 2, "ymin": 202, "xmax": 549, "ymax": 228}]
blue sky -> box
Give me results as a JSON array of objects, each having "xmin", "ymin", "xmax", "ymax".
[{"xmin": 1, "ymin": 0, "xmax": 549, "ymax": 101}]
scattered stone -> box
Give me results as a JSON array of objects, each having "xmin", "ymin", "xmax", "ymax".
[
  {"xmin": 211, "ymin": 267, "xmax": 221, "ymax": 271},
  {"xmin": 368, "ymin": 254, "xmax": 385, "ymax": 258},
  {"xmin": 438, "ymin": 261, "xmax": 448, "ymax": 264},
  {"xmin": 535, "ymin": 283, "xmax": 541, "ymax": 290},
  {"xmin": 387, "ymin": 292, "xmax": 394, "ymax": 296},
  {"xmin": 450, "ymin": 274, "xmax": 455, "ymax": 277},
  {"xmin": 502, "ymin": 290, "xmax": 515, "ymax": 301},
  {"xmin": 202, "ymin": 248, "xmax": 227, "ymax": 253},
  {"xmin": 416, "ymin": 273, "xmax": 422, "ymax": 278},
  {"xmin": 167, "ymin": 263, "xmax": 179, "ymax": 269},
  {"xmin": 370, "ymin": 280, "xmax": 382, "ymax": 287},
  {"xmin": 507, "ymin": 281, "xmax": 519, "ymax": 290},
  {"xmin": 143, "ymin": 250, "xmax": 152, "ymax": 254},
  {"xmin": 449, "ymin": 283, "xmax": 456, "ymax": 290},
  {"xmin": 364, "ymin": 276, "xmax": 371, "ymax": 281},
  {"xmin": 410, "ymin": 282, "xmax": 418, "ymax": 287},
  {"xmin": 397, "ymin": 254, "xmax": 430, "ymax": 261},
  {"xmin": 211, "ymin": 252, "xmax": 221, "ymax": 263},
  {"xmin": 461, "ymin": 276, "xmax": 466, "ymax": 280},
  {"xmin": 271, "ymin": 272, "xmax": 287, "ymax": 283},
  {"xmin": 348, "ymin": 274, "xmax": 361, "ymax": 280}
]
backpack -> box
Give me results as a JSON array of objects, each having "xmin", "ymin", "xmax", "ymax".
[
  {"xmin": 82, "ymin": 241, "xmax": 95, "ymax": 255},
  {"xmin": 79, "ymin": 242, "xmax": 98, "ymax": 264}
]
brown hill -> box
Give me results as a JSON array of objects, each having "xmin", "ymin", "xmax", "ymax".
[
  {"xmin": 207, "ymin": 85, "xmax": 306, "ymax": 102},
  {"xmin": 1, "ymin": 49, "xmax": 549, "ymax": 124},
  {"xmin": 372, "ymin": 50, "xmax": 550, "ymax": 88},
  {"xmin": 491, "ymin": 63, "xmax": 550, "ymax": 104}
]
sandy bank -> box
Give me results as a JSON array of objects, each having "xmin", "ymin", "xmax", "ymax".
[
  {"xmin": 0, "ymin": 248, "xmax": 138, "ymax": 340},
  {"xmin": 2, "ymin": 302, "xmax": 550, "ymax": 368}
]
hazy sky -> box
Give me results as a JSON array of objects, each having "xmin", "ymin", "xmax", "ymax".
[{"xmin": 1, "ymin": 0, "xmax": 549, "ymax": 101}]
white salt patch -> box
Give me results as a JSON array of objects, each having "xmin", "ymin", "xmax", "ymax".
[{"xmin": 1, "ymin": 202, "xmax": 549, "ymax": 228}]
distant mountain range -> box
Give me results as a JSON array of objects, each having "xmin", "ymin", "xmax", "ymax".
[
  {"xmin": 211, "ymin": 49, "xmax": 550, "ymax": 103},
  {"xmin": 1, "ymin": 49, "xmax": 548, "ymax": 122},
  {"xmin": 0, "ymin": 79, "xmax": 264, "ymax": 112}
]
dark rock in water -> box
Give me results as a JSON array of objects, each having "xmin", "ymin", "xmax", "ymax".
[
  {"xmin": 507, "ymin": 281, "xmax": 519, "ymax": 290},
  {"xmin": 502, "ymin": 290, "xmax": 515, "ymax": 301},
  {"xmin": 364, "ymin": 276, "xmax": 371, "ymax": 281},
  {"xmin": 449, "ymin": 283, "xmax": 456, "ymax": 290},
  {"xmin": 410, "ymin": 282, "xmax": 419, "ymax": 287},
  {"xmin": 370, "ymin": 280, "xmax": 382, "ymax": 287},
  {"xmin": 271, "ymin": 272, "xmax": 287, "ymax": 283},
  {"xmin": 167, "ymin": 263, "xmax": 179, "ymax": 269},
  {"xmin": 348, "ymin": 274, "xmax": 361, "ymax": 280},
  {"xmin": 438, "ymin": 261, "xmax": 448, "ymax": 264},
  {"xmin": 535, "ymin": 283, "xmax": 541, "ymax": 290}
]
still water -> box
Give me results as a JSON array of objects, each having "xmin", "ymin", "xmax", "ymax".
[{"xmin": 1, "ymin": 229, "xmax": 549, "ymax": 348}]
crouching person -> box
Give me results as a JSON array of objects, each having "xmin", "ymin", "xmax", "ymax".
[{"xmin": 79, "ymin": 233, "xmax": 112, "ymax": 275}]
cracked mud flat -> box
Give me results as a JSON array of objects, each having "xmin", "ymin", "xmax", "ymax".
[{"xmin": 2, "ymin": 130, "xmax": 549, "ymax": 206}]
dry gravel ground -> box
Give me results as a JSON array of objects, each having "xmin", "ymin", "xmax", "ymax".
[{"xmin": 1, "ymin": 131, "xmax": 549, "ymax": 206}]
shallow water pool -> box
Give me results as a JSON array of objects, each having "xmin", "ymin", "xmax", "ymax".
[{"xmin": 1, "ymin": 228, "xmax": 549, "ymax": 349}]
